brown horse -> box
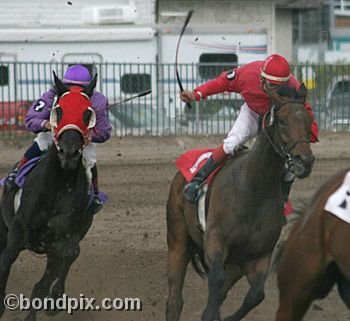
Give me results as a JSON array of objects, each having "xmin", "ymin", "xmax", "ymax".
[
  {"xmin": 166, "ymin": 84, "xmax": 315, "ymax": 321},
  {"xmin": 275, "ymin": 168, "xmax": 350, "ymax": 321}
]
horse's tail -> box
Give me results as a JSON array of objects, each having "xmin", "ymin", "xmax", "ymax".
[
  {"xmin": 188, "ymin": 237, "xmax": 208, "ymax": 278},
  {"xmin": 269, "ymin": 202, "xmax": 307, "ymax": 273}
]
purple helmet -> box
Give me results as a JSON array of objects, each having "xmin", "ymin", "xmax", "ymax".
[{"xmin": 63, "ymin": 64, "xmax": 92, "ymax": 87}]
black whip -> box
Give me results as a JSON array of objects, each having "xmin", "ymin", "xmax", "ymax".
[
  {"xmin": 110, "ymin": 90, "xmax": 152, "ymax": 107},
  {"xmin": 175, "ymin": 10, "xmax": 194, "ymax": 109}
]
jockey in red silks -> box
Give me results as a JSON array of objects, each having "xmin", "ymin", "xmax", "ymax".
[
  {"xmin": 180, "ymin": 54, "xmax": 319, "ymax": 208},
  {"xmin": 5, "ymin": 64, "xmax": 112, "ymax": 216}
]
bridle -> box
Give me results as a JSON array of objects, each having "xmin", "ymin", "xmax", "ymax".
[{"xmin": 261, "ymin": 100, "xmax": 310, "ymax": 168}]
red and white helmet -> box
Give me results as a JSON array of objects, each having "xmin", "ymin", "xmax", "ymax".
[{"xmin": 260, "ymin": 54, "xmax": 290, "ymax": 84}]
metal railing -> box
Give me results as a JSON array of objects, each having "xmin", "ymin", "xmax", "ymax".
[{"xmin": 1, "ymin": 62, "xmax": 350, "ymax": 139}]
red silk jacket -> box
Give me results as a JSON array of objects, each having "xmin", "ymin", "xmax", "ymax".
[{"xmin": 193, "ymin": 60, "xmax": 319, "ymax": 142}]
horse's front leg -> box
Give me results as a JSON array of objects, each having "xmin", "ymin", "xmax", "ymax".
[
  {"xmin": 223, "ymin": 256, "xmax": 270, "ymax": 321},
  {"xmin": 0, "ymin": 219, "xmax": 26, "ymax": 317},
  {"xmin": 24, "ymin": 253, "xmax": 63, "ymax": 321},
  {"xmin": 202, "ymin": 228, "xmax": 227, "ymax": 321},
  {"xmin": 45, "ymin": 235, "xmax": 81, "ymax": 316},
  {"xmin": 0, "ymin": 207, "xmax": 8, "ymax": 258},
  {"xmin": 166, "ymin": 209, "xmax": 190, "ymax": 321},
  {"xmin": 218, "ymin": 264, "xmax": 243, "ymax": 305}
]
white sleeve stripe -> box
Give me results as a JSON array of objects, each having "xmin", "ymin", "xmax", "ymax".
[{"xmin": 195, "ymin": 91, "xmax": 203, "ymax": 100}]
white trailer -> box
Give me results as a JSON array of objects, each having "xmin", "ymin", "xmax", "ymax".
[
  {"xmin": 0, "ymin": 1, "xmax": 269, "ymax": 123},
  {"xmin": 0, "ymin": 26, "xmax": 157, "ymax": 103}
]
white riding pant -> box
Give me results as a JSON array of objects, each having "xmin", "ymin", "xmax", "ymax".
[
  {"xmin": 34, "ymin": 131, "xmax": 96, "ymax": 182},
  {"xmin": 223, "ymin": 102, "xmax": 259, "ymax": 155}
]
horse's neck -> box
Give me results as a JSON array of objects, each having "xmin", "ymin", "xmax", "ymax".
[{"xmin": 243, "ymin": 132, "xmax": 285, "ymax": 184}]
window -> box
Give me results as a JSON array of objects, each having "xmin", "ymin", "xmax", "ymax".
[
  {"xmin": 0, "ymin": 65, "xmax": 9, "ymax": 86},
  {"xmin": 120, "ymin": 73, "xmax": 151, "ymax": 94},
  {"xmin": 333, "ymin": 80, "xmax": 350, "ymax": 96},
  {"xmin": 292, "ymin": 6, "xmax": 330, "ymax": 46},
  {"xmin": 199, "ymin": 53, "xmax": 238, "ymax": 79}
]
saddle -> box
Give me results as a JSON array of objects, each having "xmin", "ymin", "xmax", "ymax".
[{"xmin": 176, "ymin": 148, "xmax": 224, "ymax": 184}]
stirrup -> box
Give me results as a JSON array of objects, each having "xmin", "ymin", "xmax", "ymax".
[
  {"xmin": 4, "ymin": 169, "xmax": 19, "ymax": 190},
  {"xmin": 87, "ymin": 195, "xmax": 103, "ymax": 216},
  {"xmin": 183, "ymin": 181, "xmax": 202, "ymax": 203}
]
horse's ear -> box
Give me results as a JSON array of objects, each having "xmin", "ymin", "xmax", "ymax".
[
  {"xmin": 53, "ymin": 71, "xmax": 69, "ymax": 97},
  {"xmin": 265, "ymin": 86, "xmax": 284, "ymax": 105},
  {"xmin": 82, "ymin": 74, "xmax": 98, "ymax": 98},
  {"xmin": 298, "ymin": 83, "xmax": 307, "ymax": 103}
]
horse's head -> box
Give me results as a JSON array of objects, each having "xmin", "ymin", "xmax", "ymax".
[
  {"xmin": 50, "ymin": 71, "xmax": 97, "ymax": 170},
  {"xmin": 263, "ymin": 83, "xmax": 315, "ymax": 178}
]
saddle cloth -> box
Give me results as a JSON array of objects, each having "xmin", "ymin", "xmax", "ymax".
[
  {"xmin": 175, "ymin": 148, "xmax": 223, "ymax": 183},
  {"xmin": 176, "ymin": 149, "xmax": 225, "ymax": 232},
  {"xmin": 0, "ymin": 157, "xmax": 41, "ymax": 189},
  {"xmin": 324, "ymin": 171, "xmax": 350, "ymax": 224},
  {"xmin": 0, "ymin": 157, "xmax": 108, "ymax": 210}
]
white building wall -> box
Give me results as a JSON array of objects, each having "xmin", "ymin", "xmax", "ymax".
[
  {"xmin": 274, "ymin": 9, "xmax": 293, "ymax": 61},
  {"xmin": 159, "ymin": 0, "xmax": 272, "ymax": 33},
  {"xmin": 0, "ymin": 0, "xmax": 155, "ymax": 26},
  {"xmin": 158, "ymin": 0, "xmax": 292, "ymax": 62}
]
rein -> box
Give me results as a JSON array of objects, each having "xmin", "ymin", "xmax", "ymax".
[{"xmin": 261, "ymin": 101, "xmax": 310, "ymax": 164}]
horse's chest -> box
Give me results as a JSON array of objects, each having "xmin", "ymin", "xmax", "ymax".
[
  {"xmin": 225, "ymin": 210, "xmax": 284, "ymax": 263},
  {"xmin": 27, "ymin": 209, "xmax": 88, "ymax": 252},
  {"xmin": 28, "ymin": 188, "xmax": 89, "ymax": 236}
]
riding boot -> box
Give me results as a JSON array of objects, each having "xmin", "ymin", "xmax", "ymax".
[
  {"xmin": 87, "ymin": 165, "xmax": 103, "ymax": 215},
  {"xmin": 4, "ymin": 162, "xmax": 20, "ymax": 190},
  {"xmin": 4, "ymin": 141, "xmax": 42, "ymax": 190},
  {"xmin": 183, "ymin": 156, "xmax": 221, "ymax": 203}
]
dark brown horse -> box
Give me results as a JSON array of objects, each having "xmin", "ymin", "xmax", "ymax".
[
  {"xmin": 276, "ymin": 168, "xmax": 350, "ymax": 321},
  {"xmin": 166, "ymin": 84, "xmax": 315, "ymax": 321},
  {"xmin": 0, "ymin": 72, "xmax": 97, "ymax": 321}
]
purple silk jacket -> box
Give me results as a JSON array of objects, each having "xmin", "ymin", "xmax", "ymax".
[{"xmin": 25, "ymin": 87, "xmax": 112, "ymax": 143}]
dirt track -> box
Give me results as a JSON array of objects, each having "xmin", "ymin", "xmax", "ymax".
[{"xmin": 0, "ymin": 132, "xmax": 350, "ymax": 321}]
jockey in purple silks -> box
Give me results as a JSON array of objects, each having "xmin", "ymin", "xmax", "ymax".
[{"xmin": 5, "ymin": 64, "xmax": 112, "ymax": 216}]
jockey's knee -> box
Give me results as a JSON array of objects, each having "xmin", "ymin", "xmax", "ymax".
[
  {"xmin": 223, "ymin": 133, "xmax": 250, "ymax": 156},
  {"xmin": 223, "ymin": 140, "xmax": 246, "ymax": 156},
  {"xmin": 222, "ymin": 142, "xmax": 235, "ymax": 155},
  {"xmin": 34, "ymin": 132, "xmax": 53, "ymax": 151}
]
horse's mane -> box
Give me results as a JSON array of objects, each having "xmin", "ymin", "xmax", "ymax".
[{"xmin": 276, "ymin": 84, "xmax": 300, "ymax": 100}]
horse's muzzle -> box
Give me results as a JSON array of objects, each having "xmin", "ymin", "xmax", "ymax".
[
  {"xmin": 58, "ymin": 150, "xmax": 82, "ymax": 170},
  {"xmin": 292, "ymin": 154, "xmax": 315, "ymax": 178}
]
